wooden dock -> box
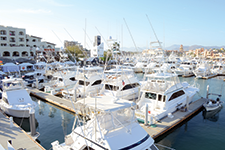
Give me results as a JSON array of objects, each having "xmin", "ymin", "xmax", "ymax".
[
  {"xmin": 30, "ymin": 88, "xmax": 78, "ymax": 114},
  {"xmin": 0, "ymin": 112, "xmax": 45, "ymax": 150},
  {"xmin": 30, "ymin": 88, "xmax": 206, "ymax": 141},
  {"xmin": 202, "ymin": 74, "xmax": 217, "ymax": 79},
  {"xmin": 182, "ymin": 74, "xmax": 194, "ymax": 78},
  {"xmin": 140, "ymin": 98, "xmax": 206, "ymax": 140}
]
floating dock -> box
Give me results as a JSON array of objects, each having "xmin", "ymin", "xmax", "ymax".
[
  {"xmin": 30, "ymin": 88, "xmax": 206, "ymax": 141},
  {"xmin": 140, "ymin": 98, "xmax": 206, "ymax": 140},
  {"xmin": 182, "ymin": 74, "xmax": 195, "ymax": 78},
  {"xmin": 0, "ymin": 111, "xmax": 45, "ymax": 150},
  {"xmin": 202, "ymin": 74, "xmax": 217, "ymax": 80}
]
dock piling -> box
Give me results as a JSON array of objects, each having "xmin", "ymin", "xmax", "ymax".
[
  {"xmin": 29, "ymin": 108, "xmax": 36, "ymax": 136},
  {"xmin": 144, "ymin": 104, "xmax": 148, "ymax": 125}
]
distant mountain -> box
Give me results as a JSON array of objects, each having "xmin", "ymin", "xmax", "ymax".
[{"xmin": 166, "ymin": 44, "xmax": 225, "ymax": 51}]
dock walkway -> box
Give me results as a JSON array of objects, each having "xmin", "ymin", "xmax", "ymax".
[
  {"xmin": 141, "ymin": 98, "xmax": 206, "ymax": 139},
  {"xmin": 0, "ymin": 112, "xmax": 44, "ymax": 150}
]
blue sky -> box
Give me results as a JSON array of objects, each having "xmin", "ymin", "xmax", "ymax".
[{"xmin": 1, "ymin": 0, "xmax": 224, "ymax": 50}]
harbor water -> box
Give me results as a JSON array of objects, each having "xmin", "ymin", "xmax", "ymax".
[{"xmin": 15, "ymin": 74, "xmax": 225, "ymax": 150}]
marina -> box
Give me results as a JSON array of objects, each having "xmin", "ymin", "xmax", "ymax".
[
  {"xmin": 0, "ymin": 72, "xmax": 224, "ymax": 149},
  {"xmin": 1, "ymin": 4, "xmax": 225, "ymax": 148}
]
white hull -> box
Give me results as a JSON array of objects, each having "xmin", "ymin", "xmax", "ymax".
[
  {"xmin": 0, "ymin": 105, "xmax": 30, "ymax": 118},
  {"xmin": 203, "ymin": 102, "xmax": 223, "ymax": 111}
]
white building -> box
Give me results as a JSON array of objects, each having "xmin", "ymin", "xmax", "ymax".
[
  {"xmin": 0, "ymin": 25, "xmax": 59, "ymax": 59},
  {"xmin": 91, "ymin": 35, "xmax": 104, "ymax": 57}
]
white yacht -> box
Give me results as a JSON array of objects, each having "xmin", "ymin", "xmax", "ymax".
[
  {"xmin": 174, "ymin": 61, "xmax": 194, "ymax": 76},
  {"xmin": 193, "ymin": 62, "xmax": 213, "ymax": 78},
  {"xmin": 0, "ymin": 78, "xmax": 36, "ymax": 118},
  {"xmin": 133, "ymin": 59, "xmax": 148, "ymax": 73},
  {"xmin": 102, "ymin": 65, "xmax": 140, "ymax": 101},
  {"xmin": 210, "ymin": 62, "xmax": 225, "ymax": 75},
  {"xmin": 62, "ymin": 66, "xmax": 103, "ymax": 99},
  {"xmin": 51, "ymin": 95, "xmax": 158, "ymax": 150},
  {"xmin": 136, "ymin": 72, "xmax": 199, "ymax": 121},
  {"xmin": 22, "ymin": 70, "xmax": 46, "ymax": 86}
]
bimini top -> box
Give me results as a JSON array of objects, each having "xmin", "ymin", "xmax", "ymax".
[{"xmin": 77, "ymin": 95, "xmax": 136, "ymax": 113}]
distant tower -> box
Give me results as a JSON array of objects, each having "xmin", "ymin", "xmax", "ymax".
[
  {"xmin": 180, "ymin": 44, "xmax": 183, "ymax": 52},
  {"xmin": 93, "ymin": 35, "xmax": 101, "ymax": 46}
]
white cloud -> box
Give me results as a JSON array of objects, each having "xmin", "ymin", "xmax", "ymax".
[
  {"xmin": 39, "ymin": 0, "xmax": 73, "ymax": 7},
  {"xmin": 17, "ymin": 9, "xmax": 51, "ymax": 14}
]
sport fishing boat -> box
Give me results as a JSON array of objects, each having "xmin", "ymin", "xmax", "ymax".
[
  {"xmin": 193, "ymin": 62, "xmax": 213, "ymax": 78},
  {"xmin": 174, "ymin": 61, "xmax": 194, "ymax": 76},
  {"xmin": 101, "ymin": 65, "xmax": 140, "ymax": 101},
  {"xmin": 51, "ymin": 95, "xmax": 158, "ymax": 150},
  {"xmin": 136, "ymin": 71, "xmax": 199, "ymax": 121},
  {"xmin": 0, "ymin": 78, "xmax": 36, "ymax": 118},
  {"xmin": 210, "ymin": 62, "xmax": 225, "ymax": 75},
  {"xmin": 61, "ymin": 66, "xmax": 103, "ymax": 99}
]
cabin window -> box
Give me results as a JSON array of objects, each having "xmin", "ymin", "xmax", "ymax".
[
  {"xmin": 158, "ymin": 94, "xmax": 166, "ymax": 102},
  {"xmin": 121, "ymin": 84, "xmax": 133, "ymax": 91},
  {"xmin": 145, "ymin": 92, "xmax": 157, "ymax": 100},
  {"xmin": 105, "ymin": 84, "xmax": 119, "ymax": 91},
  {"xmin": 91, "ymin": 80, "xmax": 102, "ymax": 86},
  {"xmin": 69, "ymin": 77, "xmax": 76, "ymax": 81},
  {"xmin": 59, "ymin": 78, "xmax": 63, "ymax": 82},
  {"xmin": 168, "ymin": 90, "xmax": 185, "ymax": 101},
  {"xmin": 3, "ymin": 97, "xmax": 9, "ymax": 104},
  {"xmin": 79, "ymin": 80, "xmax": 90, "ymax": 86},
  {"xmin": 131, "ymin": 83, "xmax": 140, "ymax": 88},
  {"xmin": 39, "ymin": 79, "xmax": 44, "ymax": 83}
]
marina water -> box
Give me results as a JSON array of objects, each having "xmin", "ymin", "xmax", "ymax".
[{"xmin": 17, "ymin": 74, "xmax": 225, "ymax": 150}]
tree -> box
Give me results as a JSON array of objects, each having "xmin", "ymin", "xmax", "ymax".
[{"xmin": 65, "ymin": 45, "xmax": 85, "ymax": 61}]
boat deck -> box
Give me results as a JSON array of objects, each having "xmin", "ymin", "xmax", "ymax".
[
  {"xmin": 0, "ymin": 111, "xmax": 44, "ymax": 150},
  {"xmin": 140, "ymin": 98, "xmax": 206, "ymax": 140}
]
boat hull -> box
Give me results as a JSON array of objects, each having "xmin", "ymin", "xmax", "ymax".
[{"xmin": 0, "ymin": 105, "xmax": 30, "ymax": 118}]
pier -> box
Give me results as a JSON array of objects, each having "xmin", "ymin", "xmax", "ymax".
[
  {"xmin": 202, "ymin": 74, "xmax": 218, "ymax": 80},
  {"xmin": 140, "ymin": 98, "xmax": 206, "ymax": 140},
  {"xmin": 29, "ymin": 88, "xmax": 206, "ymax": 141},
  {"xmin": 0, "ymin": 111, "xmax": 44, "ymax": 150}
]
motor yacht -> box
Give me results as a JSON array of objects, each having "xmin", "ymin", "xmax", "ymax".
[
  {"xmin": 193, "ymin": 62, "xmax": 213, "ymax": 78},
  {"xmin": 61, "ymin": 66, "xmax": 103, "ymax": 99},
  {"xmin": 136, "ymin": 72, "xmax": 199, "ymax": 121},
  {"xmin": 102, "ymin": 65, "xmax": 140, "ymax": 101},
  {"xmin": 174, "ymin": 61, "xmax": 194, "ymax": 76},
  {"xmin": 51, "ymin": 95, "xmax": 158, "ymax": 150},
  {"xmin": 0, "ymin": 78, "xmax": 36, "ymax": 118}
]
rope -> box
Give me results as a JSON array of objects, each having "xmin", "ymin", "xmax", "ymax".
[{"xmin": 155, "ymin": 143, "xmax": 176, "ymax": 150}]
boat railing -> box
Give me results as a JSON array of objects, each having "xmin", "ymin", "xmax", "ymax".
[{"xmin": 142, "ymin": 80, "xmax": 174, "ymax": 93}]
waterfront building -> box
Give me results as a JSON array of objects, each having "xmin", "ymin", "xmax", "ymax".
[
  {"xmin": 0, "ymin": 25, "xmax": 59, "ymax": 59},
  {"xmin": 90, "ymin": 35, "xmax": 104, "ymax": 57}
]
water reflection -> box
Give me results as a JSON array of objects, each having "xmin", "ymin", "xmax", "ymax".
[
  {"xmin": 13, "ymin": 117, "xmax": 39, "ymax": 132},
  {"xmin": 49, "ymin": 107, "xmax": 57, "ymax": 118}
]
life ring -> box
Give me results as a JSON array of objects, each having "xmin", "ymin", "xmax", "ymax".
[
  {"xmin": 148, "ymin": 111, "xmax": 151, "ymax": 114},
  {"xmin": 22, "ymin": 67, "xmax": 25, "ymax": 70},
  {"xmin": 113, "ymin": 76, "xmax": 117, "ymax": 79}
]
